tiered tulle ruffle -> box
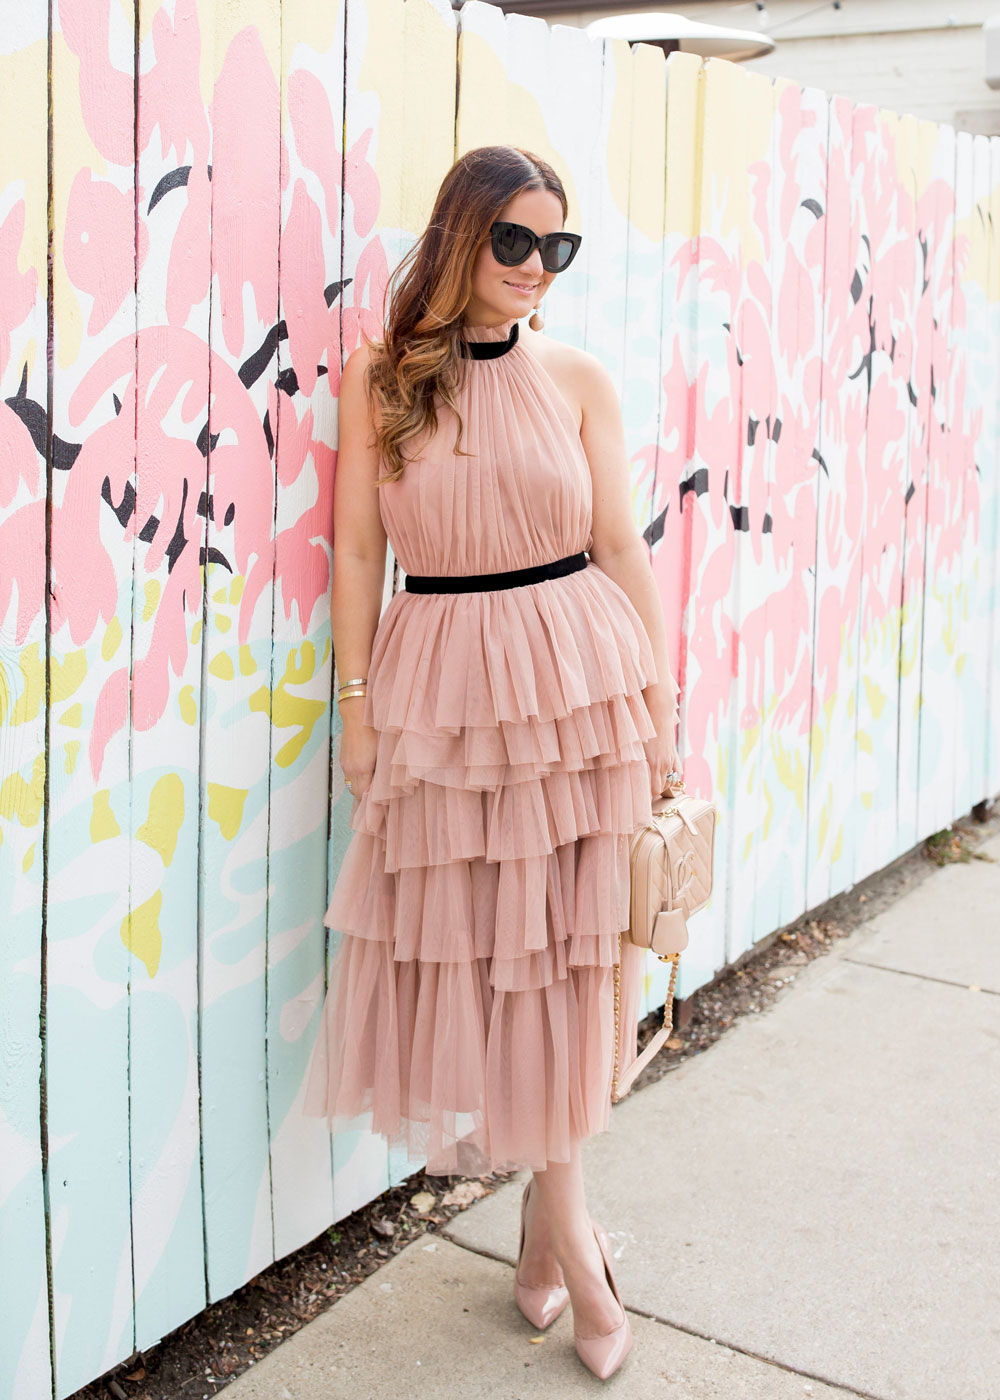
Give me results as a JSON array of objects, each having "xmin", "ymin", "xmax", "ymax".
[{"xmin": 302, "ymin": 564, "xmax": 668, "ymax": 1174}]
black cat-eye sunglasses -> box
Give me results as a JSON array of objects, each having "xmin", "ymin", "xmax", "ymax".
[{"xmin": 490, "ymin": 220, "xmax": 582, "ymax": 274}]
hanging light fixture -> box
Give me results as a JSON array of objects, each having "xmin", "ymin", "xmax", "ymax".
[{"xmin": 584, "ymin": 10, "xmax": 776, "ymax": 61}]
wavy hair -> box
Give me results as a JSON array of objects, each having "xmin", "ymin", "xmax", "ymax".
[{"xmin": 364, "ymin": 145, "xmax": 569, "ymax": 487}]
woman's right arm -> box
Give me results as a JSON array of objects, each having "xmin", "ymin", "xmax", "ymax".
[{"xmin": 332, "ymin": 343, "xmax": 388, "ymax": 801}]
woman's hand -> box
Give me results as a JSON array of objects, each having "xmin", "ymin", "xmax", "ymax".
[
  {"xmin": 339, "ymin": 704, "xmax": 378, "ymax": 801},
  {"xmin": 642, "ymin": 686, "xmax": 682, "ymax": 800}
]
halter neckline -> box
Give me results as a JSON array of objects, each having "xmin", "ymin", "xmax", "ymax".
[{"xmin": 460, "ymin": 318, "xmax": 520, "ymax": 359}]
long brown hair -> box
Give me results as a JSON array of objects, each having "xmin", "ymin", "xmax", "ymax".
[{"xmin": 364, "ymin": 145, "xmax": 569, "ymax": 486}]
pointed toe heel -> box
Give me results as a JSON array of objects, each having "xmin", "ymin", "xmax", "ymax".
[
  {"xmin": 573, "ymin": 1224, "xmax": 633, "ymax": 1380},
  {"xmin": 513, "ymin": 1178, "xmax": 569, "ymax": 1329}
]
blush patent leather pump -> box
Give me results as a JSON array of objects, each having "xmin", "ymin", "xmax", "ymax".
[
  {"xmin": 572, "ymin": 1223, "xmax": 633, "ymax": 1380},
  {"xmin": 513, "ymin": 1177, "xmax": 569, "ymax": 1329}
]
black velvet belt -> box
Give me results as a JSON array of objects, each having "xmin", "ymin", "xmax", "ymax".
[{"xmin": 404, "ymin": 551, "xmax": 588, "ymax": 594}]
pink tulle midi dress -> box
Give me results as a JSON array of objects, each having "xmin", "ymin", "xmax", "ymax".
[{"xmin": 302, "ymin": 314, "xmax": 674, "ymax": 1175}]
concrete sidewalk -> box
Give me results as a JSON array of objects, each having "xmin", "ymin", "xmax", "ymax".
[{"xmin": 226, "ymin": 830, "xmax": 1000, "ymax": 1399}]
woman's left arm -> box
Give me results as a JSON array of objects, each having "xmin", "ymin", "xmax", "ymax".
[{"xmin": 575, "ymin": 352, "xmax": 681, "ymax": 783}]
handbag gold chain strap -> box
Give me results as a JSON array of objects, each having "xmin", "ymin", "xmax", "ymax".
[{"xmin": 611, "ymin": 927, "xmax": 681, "ymax": 1097}]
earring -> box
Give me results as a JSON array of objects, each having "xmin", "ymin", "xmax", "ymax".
[{"xmin": 529, "ymin": 301, "xmax": 545, "ymax": 332}]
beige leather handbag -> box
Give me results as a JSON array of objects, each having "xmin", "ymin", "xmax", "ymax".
[{"xmin": 611, "ymin": 784, "xmax": 717, "ymax": 1102}]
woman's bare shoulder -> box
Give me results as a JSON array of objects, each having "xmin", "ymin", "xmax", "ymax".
[{"xmin": 519, "ymin": 325, "xmax": 606, "ymax": 428}]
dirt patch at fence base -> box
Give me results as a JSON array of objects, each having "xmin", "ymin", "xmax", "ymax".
[{"xmin": 69, "ymin": 803, "xmax": 998, "ymax": 1400}]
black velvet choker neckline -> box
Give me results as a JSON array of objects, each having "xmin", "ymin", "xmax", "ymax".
[{"xmin": 460, "ymin": 320, "xmax": 519, "ymax": 359}]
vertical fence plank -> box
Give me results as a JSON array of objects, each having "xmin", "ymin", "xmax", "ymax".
[
  {"xmin": 965, "ymin": 132, "xmax": 998, "ymax": 810},
  {"xmin": 846, "ymin": 103, "xmax": 880, "ymax": 884},
  {"xmin": 916, "ymin": 123, "xmax": 958, "ymax": 840},
  {"xmin": 952, "ymin": 131, "xmax": 988, "ymax": 818},
  {"xmin": 199, "ymin": 0, "xmax": 281, "ymax": 1301},
  {"xmin": 619, "ymin": 40, "xmax": 673, "ymax": 1023},
  {"xmin": 46, "ymin": 0, "xmax": 137, "ymax": 1390},
  {"xmin": 658, "ymin": 52, "xmax": 711, "ymax": 995},
  {"xmin": 332, "ymin": 0, "xmax": 396, "ymax": 1215},
  {"xmin": 267, "ymin": 0, "xmax": 346, "ymax": 1252},
  {"xmin": 808, "ymin": 95, "xmax": 863, "ymax": 907},
  {"xmin": 355, "ymin": 0, "xmax": 461, "ymax": 1196},
  {"xmin": 127, "ymin": 0, "xmax": 212, "ymax": 1350},
  {"xmin": 734, "ymin": 64, "xmax": 774, "ymax": 950},
  {"xmin": 0, "ymin": 3, "xmax": 53, "ymax": 1395},
  {"xmin": 717, "ymin": 59, "xmax": 765, "ymax": 966},
  {"xmin": 986, "ymin": 140, "xmax": 1000, "ymax": 797},
  {"xmin": 685, "ymin": 58, "xmax": 739, "ymax": 981},
  {"xmin": 896, "ymin": 113, "xmax": 928, "ymax": 857},
  {"xmin": 757, "ymin": 81, "xmax": 826, "ymax": 939}
]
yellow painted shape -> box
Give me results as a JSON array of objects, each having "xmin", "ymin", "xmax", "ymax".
[
  {"xmin": 191, "ymin": 620, "xmax": 202, "ymax": 645},
  {"xmin": 861, "ymin": 674, "xmax": 886, "ymax": 720},
  {"xmin": 121, "ymin": 890, "xmax": 162, "ymax": 979},
  {"xmin": 356, "ymin": 0, "xmax": 464, "ymax": 235},
  {"xmin": 456, "ymin": 32, "xmax": 582, "ymax": 230},
  {"xmin": 279, "ymin": 0, "xmax": 341, "ymax": 81},
  {"xmin": 213, "ymin": 585, "xmax": 228, "ymax": 604},
  {"xmin": 179, "ymin": 685, "xmax": 197, "ymax": 726},
  {"xmin": 715, "ymin": 744, "xmax": 727, "ymax": 792},
  {"xmin": 209, "ymin": 651, "xmax": 234, "ymax": 681},
  {"xmin": 809, "ymin": 722, "xmax": 823, "ymax": 769},
  {"xmin": 90, "ymin": 789, "xmax": 121, "ymax": 842},
  {"xmin": 137, "ymin": 773, "xmax": 184, "ymax": 867},
  {"xmin": 23, "ymin": 842, "xmax": 35, "ymax": 873},
  {"xmin": 861, "ymin": 791, "xmax": 873, "ymax": 810},
  {"xmin": 0, "ymin": 755, "xmax": 45, "ymax": 827},
  {"xmin": 64, "ymin": 740, "xmax": 80, "ymax": 774},
  {"xmin": 229, "ymin": 575, "xmax": 245, "ymax": 605},
  {"xmin": 215, "ymin": 614, "xmax": 231, "ymax": 633},
  {"xmin": 857, "ymin": 731, "xmax": 873, "ymax": 754},
  {"xmin": 665, "ymin": 53, "xmax": 702, "ymax": 241},
  {"xmin": 238, "ymin": 645, "xmax": 256, "ymax": 677},
  {"xmin": 322, "ymin": 636, "xmax": 331, "ymax": 665},
  {"xmin": 102, "ymin": 616, "xmax": 123, "ymax": 661},
  {"xmin": 606, "ymin": 40, "xmax": 636, "ymax": 229},
  {"xmin": 816, "ymin": 794, "xmax": 829, "ymax": 855},
  {"xmin": 143, "ymin": 579, "xmax": 161, "ymax": 622},
  {"xmin": 831, "ymin": 824, "xmax": 843, "ymax": 864},
  {"xmin": 770, "ymin": 734, "xmax": 805, "ymax": 815},
  {"xmin": 206, "ymin": 783, "xmax": 247, "ymax": 841},
  {"xmin": 59, "ymin": 702, "xmax": 82, "ymax": 728},
  {"xmin": 698, "ymin": 60, "xmax": 769, "ymax": 265},
  {"xmin": 52, "ymin": 649, "xmax": 87, "ymax": 705},
  {"xmin": 0, "ymin": 38, "xmax": 48, "ymax": 280},
  {"xmin": 6, "ymin": 643, "xmax": 43, "ymax": 726},
  {"xmin": 741, "ymin": 716, "xmax": 760, "ymax": 764},
  {"xmin": 956, "ymin": 653, "xmax": 966, "ymax": 677},
  {"xmin": 249, "ymin": 642, "xmax": 326, "ymax": 768}
]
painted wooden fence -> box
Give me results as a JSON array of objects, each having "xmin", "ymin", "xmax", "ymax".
[{"xmin": 1, "ymin": 0, "xmax": 998, "ymax": 1394}]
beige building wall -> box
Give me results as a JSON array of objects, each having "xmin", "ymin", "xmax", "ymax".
[{"xmin": 490, "ymin": 0, "xmax": 1000, "ymax": 134}]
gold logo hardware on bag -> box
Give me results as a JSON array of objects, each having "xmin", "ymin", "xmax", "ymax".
[{"xmin": 611, "ymin": 783, "xmax": 717, "ymax": 1102}]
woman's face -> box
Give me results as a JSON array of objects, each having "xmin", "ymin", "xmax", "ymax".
[{"xmin": 465, "ymin": 186, "xmax": 566, "ymax": 325}]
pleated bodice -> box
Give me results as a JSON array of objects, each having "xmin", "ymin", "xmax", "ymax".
[{"xmin": 376, "ymin": 315, "xmax": 594, "ymax": 577}]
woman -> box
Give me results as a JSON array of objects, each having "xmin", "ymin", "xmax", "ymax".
[{"xmin": 303, "ymin": 144, "xmax": 682, "ymax": 1380}]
